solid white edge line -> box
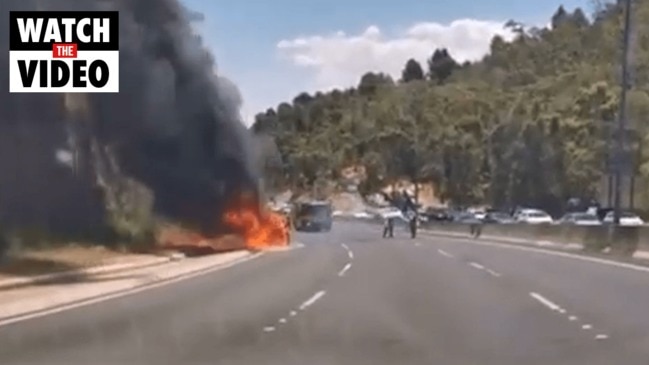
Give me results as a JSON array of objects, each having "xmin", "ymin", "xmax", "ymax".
[
  {"xmin": 437, "ymin": 234, "xmax": 649, "ymax": 274},
  {"xmin": 338, "ymin": 262, "xmax": 352, "ymax": 277},
  {"xmin": 299, "ymin": 290, "xmax": 326, "ymax": 310},
  {"xmin": 0, "ymin": 252, "xmax": 264, "ymax": 328},
  {"xmin": 529, "ymin": 292, "xmax": 562, "ymax": 312}
]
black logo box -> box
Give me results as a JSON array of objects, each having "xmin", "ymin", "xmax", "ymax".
[{"xmin": 9, "ymin": 11, "xmax": 119, "ymax": 51}]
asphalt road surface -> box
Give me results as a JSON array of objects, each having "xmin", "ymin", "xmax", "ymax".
[{"xmin": 1, "ymin": 220, "xmax": 649, "ymax": 364}]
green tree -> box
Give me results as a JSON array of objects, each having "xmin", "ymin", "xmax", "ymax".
[
  {"xmin": 259, "ymin": 0, "xmax": 649, "ymax": 213},
  {"xmin": 427, "ymin": 48, "xmax": 459, "ymax": 84},
  {"xmin": 401, "ymin": 58, "xmax": 425, "ymax": 83}
]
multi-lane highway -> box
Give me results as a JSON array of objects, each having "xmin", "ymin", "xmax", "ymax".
[{"xmin": 1, "ymin": 220, "xmax": 648, "ymax": 364}]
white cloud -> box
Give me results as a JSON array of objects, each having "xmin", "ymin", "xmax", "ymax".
[{"xmin": 277, "ymin": 19, "xmax": 515, "ymax": 92}]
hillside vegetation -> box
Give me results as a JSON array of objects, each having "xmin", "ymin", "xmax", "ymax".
[{"xmin": 252, "ymin": 2, "xmax": 649, "ymax": 215}]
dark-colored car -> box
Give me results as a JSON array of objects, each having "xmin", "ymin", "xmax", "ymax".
[
  {"xmin": 425, "ymin": 208, "xmax": 451, "ymax": 222},
  {"xmin": 595, "ymin": 207, "xmax": 614, "ymax": 222},
  {"xmin": 294, "ymin": 201, "xmax": 333, "ymax": 232},
  {"xmin": 483, "ymin": 211, "xmax": 515, "ymax": 224},
  {"xmin": 453, "ymin": 211, "xmax": 482, "ymax": 224}
]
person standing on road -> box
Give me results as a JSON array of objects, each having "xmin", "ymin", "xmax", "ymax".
[
  {"xmin": 283, "ymin": 212, "xmax": 293, "ymax": 243},
  {"xmin": 409, "ymin": 214, "xmax": 417, "ymax": 239},
  {"xmin": 469, "ymin": 221, "xmax": 482, "ymax": 238},
  {"xmin": 469, "ymin": 215, "xmax": 483, "ymax": 238},
  {"xmin": 383, "ymin": 216, "xmax": 394, "ymax": 238}
]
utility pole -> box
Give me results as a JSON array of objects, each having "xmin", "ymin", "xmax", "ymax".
[{"xmin": 614, "ymin": 0, "xmax": 633, "ymax": 225}]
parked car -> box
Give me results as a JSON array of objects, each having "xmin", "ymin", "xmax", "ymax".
[
  {"xmin": 467, "ymin": 207, "xmax": 488, "ymax": 220},
  {"xmin": 483, "ymin": 211, "xmax": 515, "ymax": 224},
  {"xmin": 602, "ymin": 211, "xmax": 645, "ymax": 226},
  {"xmin": 595, "ymin": 207, "xmax": 614, "ymax": 222},
  {"xmin": 556, "ymin": 212, "xmax": 601, "ymax": 226},
  {"xmin": 515, "ymin": 209, "xmax": 553, "ymax": 224},
  {"xmin": 453, "ymin": 212, "xmax": 482, "ymax": 224},
  {"xmin": 425, "ymin": 208, "xmax": 451, "ymax": 222}
]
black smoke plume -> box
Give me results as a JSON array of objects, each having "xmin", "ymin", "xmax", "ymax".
[{"xmin": 0, "ymin": 0, "xmax": 258, "ymax": 239}]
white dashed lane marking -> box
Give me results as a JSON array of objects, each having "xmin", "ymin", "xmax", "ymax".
[
  {"xmin": 299, "ymin": 290, "xmax": 326, "ymax": 311},
  {"xmin": 527, "ymin": 292, "xmax": 608, "ymax": 340},
  {"xmin": 264, "ymin": 242, "xmax": 353, "ymax": 334},
  {"xmin": 466, "ymin": 261, "xmax": 502, "ymax": 278},
  {"xmin": 529, "ymin": 292, "xmax": 563, "ymax": 312},
  {"xmin": 485, "ymin": 268, "xmax": 502, "ymax": 277},
  {"xmin": 341, "ymin": 243, "xmax": 354, "ymax": 260},
  {"xmin": 469, "ymin": 262, "xmax": 485, "ymax": 270},
  {"xmin": 263, "ymin": 290, "xmax": 327, "ymax": 333},
  {"xmin": 338, "ymin": 262, "xmax": 352, "ymax": 277},
  {"xmin": 437, "ymin": 249, "xmax": 454, "ymax": 258}
]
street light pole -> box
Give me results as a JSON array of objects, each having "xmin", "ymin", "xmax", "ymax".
[{"xmin": 614, "ymin": 0, "xmax": 633, "ymax": 225}]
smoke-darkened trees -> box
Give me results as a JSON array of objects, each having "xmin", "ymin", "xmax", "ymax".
[{"xmin": 0, "ymin": 0, "xmax": 256, "ymax": 250}]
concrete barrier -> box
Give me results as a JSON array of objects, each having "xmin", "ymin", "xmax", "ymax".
[
  {"xmin": 637, "ymin": 228, "xmax": 649, "ymax": 252},
  {"xmin": 335, "ymin": 216, "xmax": 648, "ymax": 258},
  {"xmin": 422, "ymin": 222, "xmax": 644, "ymax": 257}
]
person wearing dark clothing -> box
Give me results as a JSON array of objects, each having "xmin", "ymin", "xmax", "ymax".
[
  {"xmin": 469, "ymin": 222, "xmax": 482, "ymax": 238},
  {"xmin": 409, "ymin": 215, "xmax": 417, "ymax": 239},
  {"xmin": 383, "ymin": 217, "xmax": 395, "ymax": 238}
]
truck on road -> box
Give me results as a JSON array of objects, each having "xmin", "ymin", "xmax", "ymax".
[{"xmin": 293, "ymin": 201, "xmax": 333, "ymax": 232}]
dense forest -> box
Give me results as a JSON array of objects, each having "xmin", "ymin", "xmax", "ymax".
[{"xmin": 252, "ymin": 1, "xmax": 649, "ymax": 214}]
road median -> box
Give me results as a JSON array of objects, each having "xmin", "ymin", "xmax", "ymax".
[
  {"xmin": 0, "ymin": 250, "xmax": 256, "ymax": 325},
  {"xmin": 420, "ymin": 222, "xmax": 649, "ymax": 261},
  {"xmin": 0, "ymin": 254, "xmax": 177, "ymax": 291}
]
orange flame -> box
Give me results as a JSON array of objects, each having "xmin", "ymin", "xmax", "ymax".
[
  {"xmin": 222, "ymin": 193, "xmax": 289, "ymax": 250},
  {"xmin": 156, "ymin": 193, "xmax": 289, "ymax": 254}
]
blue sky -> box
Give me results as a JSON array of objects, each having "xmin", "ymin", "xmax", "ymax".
[{"xmin": 181, "ymin": 0, "xmax": 593, "ymax": 124}]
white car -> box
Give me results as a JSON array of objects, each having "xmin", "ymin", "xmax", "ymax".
[
  {"xmin": 516, "ymin": 209, "xmax": 553, "ymax": 224},
  {"xmin": 352, "ymin": 211, "xmax": 373, "ymax": 219},
  {"xmin": 557, "ymin": 212, "xmax": 601, "ymax": 226},
  {"xmin": 473, "ymin": 211, "xmax": 487, "ymax": 220},
  {"xmin": 377, "ymin": 207, "xmax": 402, "ymax": 218},
  {"xmin": 602, "ymin": 211, "xmax": 644, "ymax": 226},
  {"xmin": 467, "ymin": 207, "xmax": 487, "ymax": 220}
]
